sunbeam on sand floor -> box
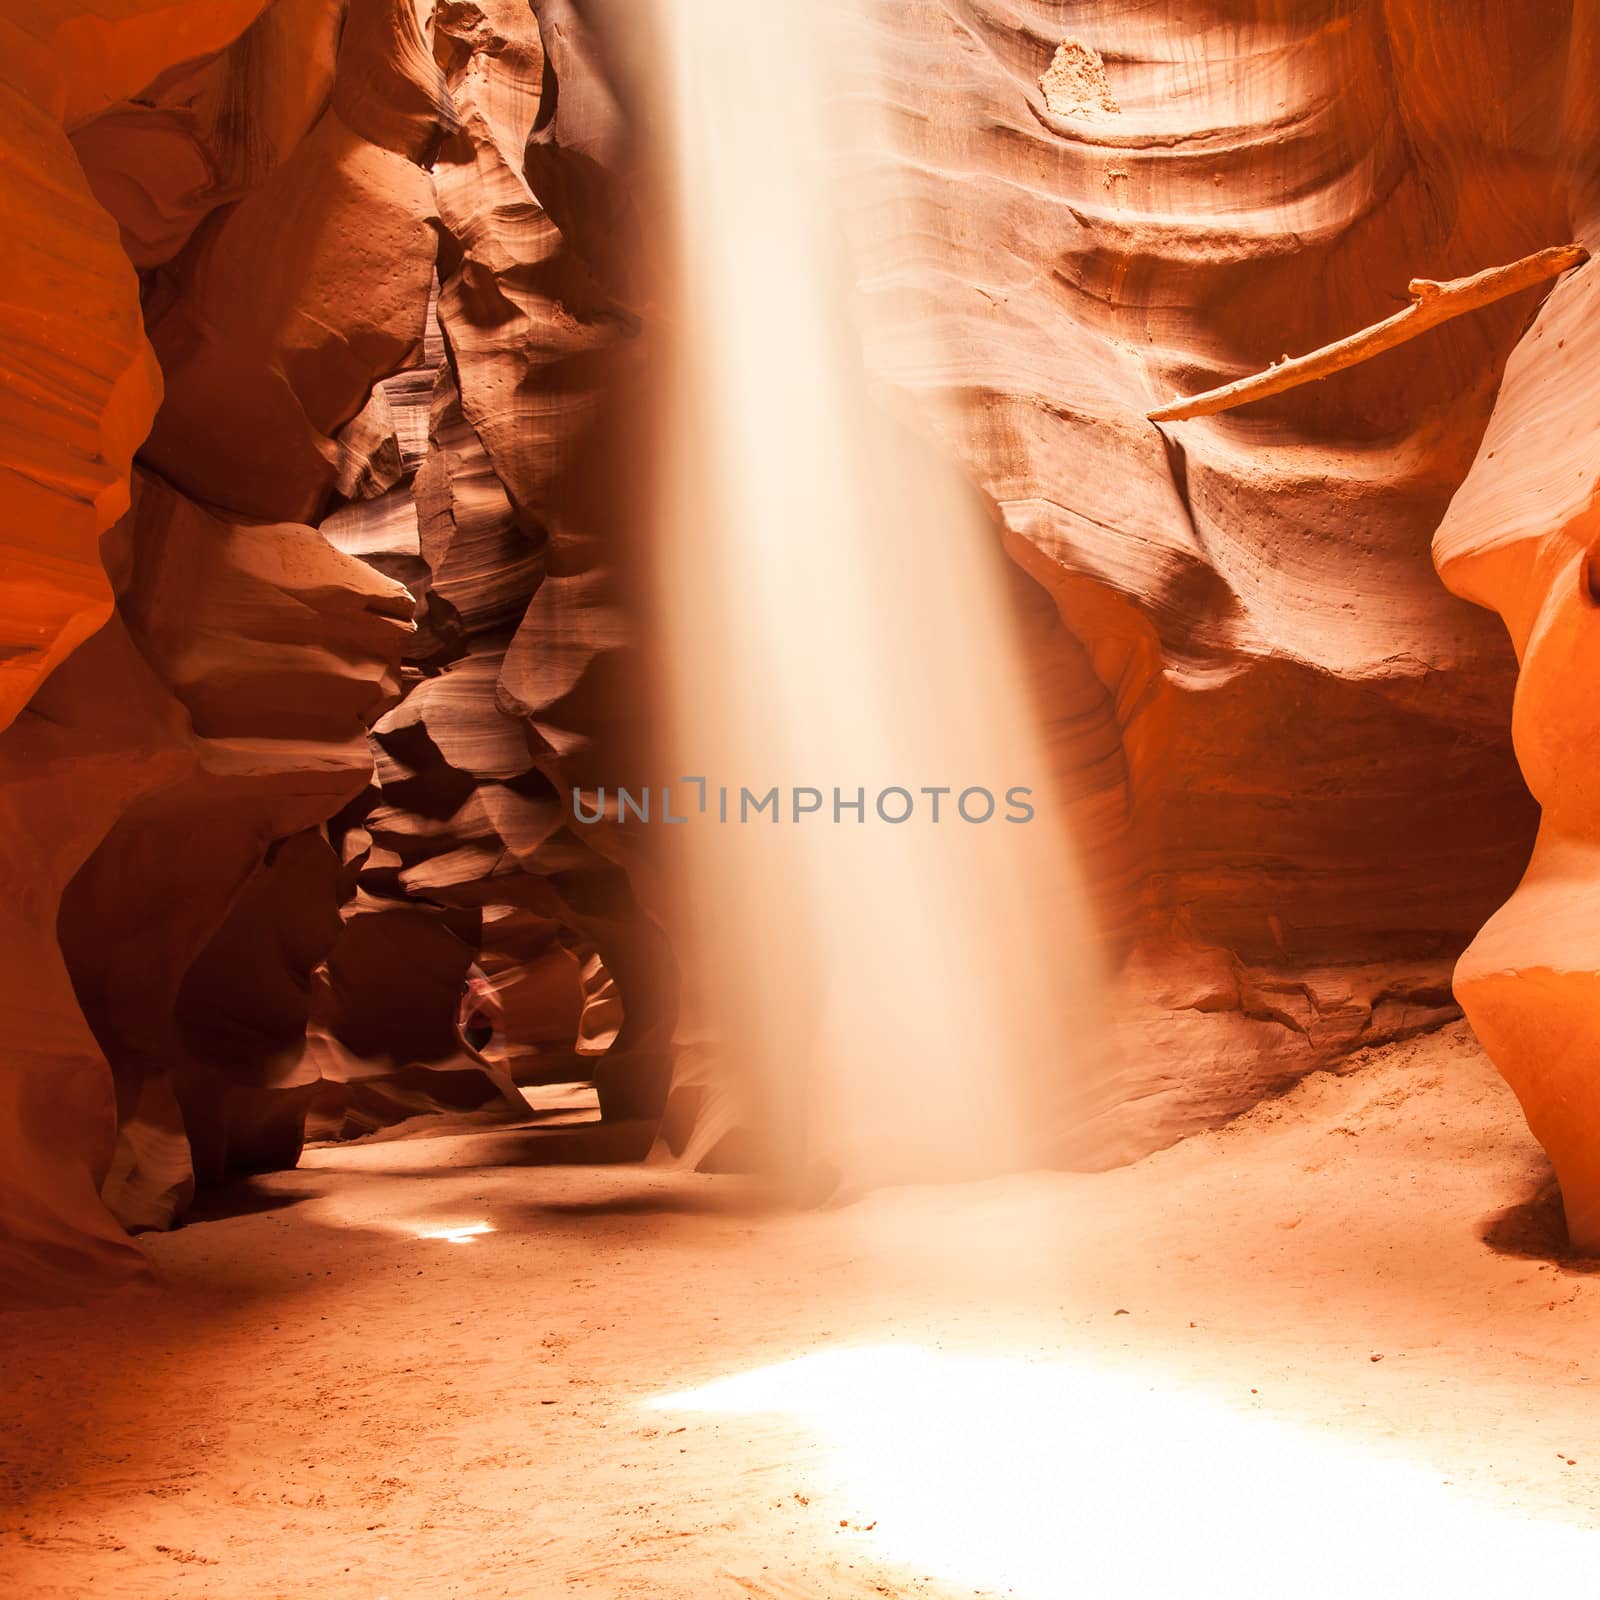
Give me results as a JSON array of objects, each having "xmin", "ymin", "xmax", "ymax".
[
  {"xmin": 652, "ymin": 1343, "xmax": 1599, "ymax": 1597},
  {"xmin": 4, "ymin": 1022, "xmax": 1600, "ymax": 1599}
]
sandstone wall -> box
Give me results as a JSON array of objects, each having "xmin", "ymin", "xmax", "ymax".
[
  {"xmin": 1432, "ymin": 0, "xmax": 1600, "ymax": 1247},
  {"xmin": 3, "ymin": 0, "xmax": 1596, "ymax": 1298},
  {"xmin": 838, "ymin": 0, "xmax": 1564, "ymax": 1161}
]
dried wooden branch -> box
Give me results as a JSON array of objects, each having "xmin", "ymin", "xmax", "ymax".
[{"xmin": 1147, "ymin": 243, "xmax": 1589, "ymax": 423}]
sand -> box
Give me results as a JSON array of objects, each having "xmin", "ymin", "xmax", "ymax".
[{"xmin": 4, "ymin": 1020, "xmax": 1600, "ymax": 1598}]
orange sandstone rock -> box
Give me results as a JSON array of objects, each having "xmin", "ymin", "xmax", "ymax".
[
  {"xmin": 5, "ymin": 0, "xmax": 1599, "ymax": 1295},
  {"xmin": 0, "ymin": 0, "xmax": 270, "ymax": 733},
  {"xmin": 835, "ymin": 0, "xmax": 1559, "ymax": 1157},
  {"xmin": 1434, "ymin": 253, "xmax": 1600, "ymax": 1247}
]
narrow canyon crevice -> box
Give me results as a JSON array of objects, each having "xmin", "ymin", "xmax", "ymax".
[
  {"xmin": 4, "ymin": 0, "xmax": 1586, "ymax": 1298},
  {"xmin": 7, "ymin": 3, "xmax": 1600, "ymax": 1596}
]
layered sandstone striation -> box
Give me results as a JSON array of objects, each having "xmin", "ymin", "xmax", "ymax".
[
  {"xmin": 0, "ymin": 0, "xmax": 679, "ymax": 1302},
  {"xmin": 1431, "ymin": 31, "xmax": 1600, "ymax": 1243},
  {"xmin": 823, "ymin": 0, "xmax": 1574, "ymax": 1161},
  {"xmin": 311, "ymin": 0, "xmax": 670, "ymax": 1137},
  {"xmin": 4, "ymin": 0, "xmax": 1599, "ymax": 1297},
  {"xmin": 0, "ymin": 0, "xmax": 270, "ymax": 733},
  {"xmin": 0, "ymin": 0, "xmax": 519, "ymax": 1300},
  {"xmin": 0, "ymin": 0, "xmax": 273, "ymax": 1299}
]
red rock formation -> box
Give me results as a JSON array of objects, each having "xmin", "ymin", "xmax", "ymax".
[
  {"xmin": 0, "ymin": 0, "xmax": 503, "ymax": 1301},
  {"xmin": 433, "ymin": 0, "xmax": 678, "ymax": 1129},
  {"xmin": 304, "ymin": 310, "xmax": 539, "ymax": 1136},
  {"xmin": 823, "ymin": 0, "xmax": 1562, "ymax": 1161},
  {"xmin": 0, "ymin": 621, "xmax": 191, "ymax": 1300},
  {"xmin": 1432, "ymin": 21, "xmax": 1600, "ymax": 1242},
  {"xmin": 4, "ymin": 0, "xmax": 1597, "ymax": 1296},
  {"xmin": 0, "ymin": 0, "xmax": 269, "ymax": 732},
  {"xmin": 57, "ymin": 472, "xmax": 414, "ymax": 1230},
  {"xmin": 0, "ymin": 0, "xmax": 272, "ymax": 1300}
]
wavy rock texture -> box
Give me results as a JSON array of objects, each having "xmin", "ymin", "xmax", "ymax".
[
  {"xmin": 0, "ymin": 0, "xmax": 277, "ymax": 1301},
  {"xmin": 58, "ymin": 472, "xmax": 414, "ymax": 1232},
  {"xmin": 306, "ymin": 0, "xmax": 670, "ymax": 1139},
  {"xmin": 1432, "ymin": 13, "xmax": 1600, "ymax": 1245},
  {"xmin": 0, "ymin": 0, "xmax": 512, "ymax": 1302},
  {"xmin": 0, "ymin": 0, "xmax": 270, "ymax": 733},
  {"xmin": 0, "ymin": 623, "xmax": 192, "ymax": 1301},
  {"xmin": 430, "ymin": 0, "xmax": 677, "ymax": 1129},
  {"xmin": 4, "ymin": 0, "xmax": 1599, "ymax": 1296},
  {"xmin": 308, "ymin": 300, "xmax": 541, "ymax": 1140},
  {"xmin": 9, "ymin": 444, "xmax": 409, "ymax": 1273},
  {"xmin": 819, "ymin": 0, "xmax": 1572, "ymax": 1162},
  {"xmin": 420, "ymin": 0, "xmax": 1561, "ymax": 1172}
]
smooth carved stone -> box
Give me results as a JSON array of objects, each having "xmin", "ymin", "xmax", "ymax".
[
  {"xmin": 473, "ymin": 906, "xmax": 588, "ymax": 1085},
  {"xmin": 818, "ymin": 0, "xmax": 1554, "ymax": 1158},
  {"xmin": 0, "ymin": 0, "xmax": 559, "ymax": 1299},
  {"xmin": 9, "ymin": 0, "xmax": 1600, "ymax": 1295},
  {"xmin": 3, "ymin": 2, "xmax": 270, "ymax": 133},
  {"xmin": 174, "ymin": 829, "xmax": 345, "ymax": 1187},
  {"xmin": 141, "ymin": 106, "xmax": 437, "ymax": 523},
  {"xmin": 415, "ymin": 369, "xmax": 543, "ymax": 639},
  {"xmin": 0, "ymin": 82, "xmax": 158, "ymax": 733},
  {"xmin": 0, "ymin": 0, "xmax": 280, "ymax": 734},
  {"xmin": 334, "ymin": 388, "xmax": 407, "ymax": 502},
  {"xmin": 56, "ymin": 474, "xmax": 412, "ymax": 1235},
  {"xmin": 70, "ymin": 1, "xmax": 346, "ymax": 271},
  {"xmin": 1433, "ymin": 252, "xmax": 1600, "ymax": 1249},
  {"xmin": 111, "ymin": 472, "xmax": 414, "ymax": 741},
  {"xmin": 331, "ymin": 0, "xmax": 451, "ymax": 162},
  {"xmin": 72, "ymin": 101, "xmax": 222, "ymax": 271},
  {"xmin": 379, "ymin": 649, "xmax": 537, "ymax": 783},
  {"xmin": 0, "ymin": 620, "xmax": 193, "ymax": 1303}
]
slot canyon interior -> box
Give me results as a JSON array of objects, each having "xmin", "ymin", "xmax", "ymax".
[{"xmin": 6, "ymin": 0, "xmax": 1600, "ymax": 1594}]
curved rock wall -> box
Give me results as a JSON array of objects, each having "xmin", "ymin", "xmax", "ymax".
[
  {"xmin": 3, "ymin": 0, "xmax": 1597, "ymax": 1296},
  {"xmin": 830, "ymin": 0, "xmax": 1565, "ymax": 1161},
  {"xmin": 0, "ymin": 0, "xmax": 270, "ymax": 732},
  {"xmin": 0, "ymin": 0, "xmax": 274, "ymax": 1301},
  {"xmin": 0, "ymin": 0, "xmax": 511, "ymax": 1302},
  {"xmin": 1432, "ymin": 4, "xmax": 1600, "ymax": 1246}
]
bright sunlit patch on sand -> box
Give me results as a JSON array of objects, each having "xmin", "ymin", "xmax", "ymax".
[
  {"xmin": 413, "ymin": 1221, "xmax": 495, "ymax": 1245},
  {"xmin": 648, "ymin": 1345, "xmax": 1600, "ymax": 1597}
]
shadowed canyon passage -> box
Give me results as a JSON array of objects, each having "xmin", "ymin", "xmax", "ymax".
[{"xmin": 7, "ymin": 0, "xmax": 1600, "ymax": 1594}]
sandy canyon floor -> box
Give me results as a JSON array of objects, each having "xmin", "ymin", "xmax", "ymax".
[{"xmin": 5, "ymin": 1022, "xmax": 1600, "ymax": 1599}]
